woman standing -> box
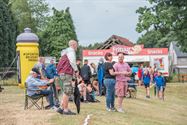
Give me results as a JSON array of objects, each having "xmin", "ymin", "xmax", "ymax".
[{"xmin": 103, "ymin": 52, "xmax": 122, "ymax": 112}]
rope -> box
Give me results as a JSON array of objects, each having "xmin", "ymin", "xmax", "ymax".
[{"xmin": 0, "ymin": 54, "xmax": 18, "ymax": 80}]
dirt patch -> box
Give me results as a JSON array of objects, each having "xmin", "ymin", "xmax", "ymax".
[{"xmin": 0, "ymin": 86, "xmax": 57, "ymax": 125}]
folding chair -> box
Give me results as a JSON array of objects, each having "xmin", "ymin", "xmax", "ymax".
[{"xmin": 24, "ymin": 82, "xmax": 46, "ymax": 110}]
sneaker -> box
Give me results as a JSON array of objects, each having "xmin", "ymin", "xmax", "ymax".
[
  {"xmin": 50, "ymin": 106, "xmax": 59, "ymax": 111},
  {"xmin": 83, "ymin": 100, "xmax": 88, "ymax": 103},
  {"xmin": 117, "ymin": 108, "xmax": 124, "ymax": 113},
  {"xmin": 106, "ymin": 107, "xmax": 111, "ymax": 112},
  {"xmin": 146, "ymin": 95, "xmax": 150, "ymax": 98},
  {"xmin": 56, "ymin": 108, "xmax": 64, "ymax": 114},
  {"xmin": 44, "ymin": 105, "xmax": 51, "ymax": 110},
  {"xmin": 63, "ymin": 110, "xmax": 76, "ymax": 115},
  {"xmin": 111, "ymin": 107, "xmax": 117, "ymax": 112}
]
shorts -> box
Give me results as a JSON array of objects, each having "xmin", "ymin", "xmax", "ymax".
[
  {"xmin": 60, "ymin": 74, "xmax": 73, "ymax": 96},
  {"xmin": 115, "ymin": 81, "xmax": 128, "ymax": 97},
  {"xmin": 156, "ymin": 86, "xmax": 164, "ymax": 92},
  {"xmin": 144, "ymin": 83, "xmax": 150, "ymax": 88}
]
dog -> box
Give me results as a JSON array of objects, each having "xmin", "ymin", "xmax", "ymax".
[{"xmin": 127, "ymin": 87, "xmax": 137, "ymax": 98}]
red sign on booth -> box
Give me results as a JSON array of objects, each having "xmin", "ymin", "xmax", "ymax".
[{"xmin": 82, "ymin": 45, "xmax": 168, "ymax": 56}]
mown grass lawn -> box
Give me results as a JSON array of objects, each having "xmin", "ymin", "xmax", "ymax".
[{"xmin": 0, "ymin": 83, "xmax": 187, "ymax": 125}]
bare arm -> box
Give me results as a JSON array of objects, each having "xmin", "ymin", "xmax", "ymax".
[{"xmin": 109, "ymin": 69, "xmax": 124, "ymax": 76}]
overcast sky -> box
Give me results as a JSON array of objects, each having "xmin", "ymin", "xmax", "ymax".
[{"xmin": 46, "ymin": 0, "xmax": 150, "ymax": 46}]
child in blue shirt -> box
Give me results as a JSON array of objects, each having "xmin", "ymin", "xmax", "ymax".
[
  {"xmin": 154, "ymin": 72, "xmax": 165, "ymax": 100},
  {"xmin": 143, "ymin": 70, "xmax": 151, "ymax": 98}
]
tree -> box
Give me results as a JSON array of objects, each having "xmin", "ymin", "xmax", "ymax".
[
  {"xmin": 27, "ymin": 0, "xmax": 49, "ymax": 31},
  {"xmin": 10, "ymin": 0, "xmax": 49, "ymax": 33},
  {"xmin": 10, "ymin": 0, "xmax": 35, "ymax": 33},
  {"xmin": 0, "ymin": 0, "xmax": 17, "ymax": 67},
  {"xmin": 39, "ymin": 8, "xmax": 78, "ymax": 59},
  {"xmin": 136, "ymin": 0, "xmax": 187, "ymax": 51}
]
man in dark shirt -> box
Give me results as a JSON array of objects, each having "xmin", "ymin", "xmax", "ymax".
[{"xmin": 81, "ymin": 59, "xmax": 91, "ymax": 85}]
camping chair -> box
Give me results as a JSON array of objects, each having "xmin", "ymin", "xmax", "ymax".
[{"xmin": 24, "ymin": 82, "xmax": 46, "ymax": 110}]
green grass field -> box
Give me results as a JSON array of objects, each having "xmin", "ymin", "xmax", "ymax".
[{"xmin": 0, "ymin": 83, "xmax": 187, "ymax": 125}]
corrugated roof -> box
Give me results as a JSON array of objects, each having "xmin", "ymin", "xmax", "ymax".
[
  {"xmin": 97, "ymin": 35, "xmax": 134, "ymax": 49},
  {"xmin": 112, "ymin": 35, "xmax": 134, "ymax": 47},
  {"xmin": 172, "ymin": 42, "xmax": 187, "ymax": 58}
]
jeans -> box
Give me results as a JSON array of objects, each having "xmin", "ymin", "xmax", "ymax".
[
  {"xmin": 34, "ymin": 89, "xmax": 54, "ymax": 107},
  {"xmin": 104, "ymin": 78, "xmax": 116, "ymax": 108},
  {"xmin": 50, "ymin": 83, "xmax": 60, "ymax": 106}
]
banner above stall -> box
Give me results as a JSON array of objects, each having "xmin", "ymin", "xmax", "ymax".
[{"xmin": 83, "ymin": 45, "xmax": 168, "ymax": 56}]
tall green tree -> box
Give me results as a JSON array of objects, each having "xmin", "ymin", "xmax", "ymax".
[
  {"xmin": 27, "ymin": 0, "xmax": 49, "ymax": 31},
  {"xmin": 39, "ymin": 8, "xmax": 78, "ymax": 58},
  {"xmin": 136, "ymin": 0, "xmax": 187, "ymax": 51},
  {"xmin": 10, "ymin": 0, "xmax": 49, "ymax": 33},
  {"xmin": 10, "ymin": 0, "xmax": 35, "ymax": 33},
  {"xmin": 0, "ymin": 0, "xmax": 17, "ymax": 67}
]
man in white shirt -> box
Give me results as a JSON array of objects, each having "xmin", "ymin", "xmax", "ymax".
[{"xmin": 57, "ymin": 40, "xmax": 79, "ymax": 115}]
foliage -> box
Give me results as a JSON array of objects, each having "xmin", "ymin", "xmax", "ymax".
[
  {"xmin": 136, "ymin": 0, "xmax": 187, "ymax": 51},
  {"xmin": 10, "ymin": 0, "xmax": 49, "ymax": 33},
  {"xmin": 0, "ymin": 0, "xmax": 17, "ymax": 67},
  {"xmin": 77, "ymin": 42, "xmax": 103, "ymax": 59},
  {"xmin": 27, "ymin": 0, "xmax": 49, "ymax": 31},
  {"xmin": 39, "ymin": 8, "xmax": 77, "ymax": 59},
  {"xmin": 10, "ymin": 0, "xmax": 35, "ymax": 33}
]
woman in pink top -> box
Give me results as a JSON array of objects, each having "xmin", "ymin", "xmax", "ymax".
[{"xmin": 113, "ymin": 52, "xmax": 131, "ymax": 113}]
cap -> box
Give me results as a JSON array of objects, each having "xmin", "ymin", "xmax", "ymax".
[{"xmin": 32, "ymin": 68, "xmax": 40, "ymax": 75}]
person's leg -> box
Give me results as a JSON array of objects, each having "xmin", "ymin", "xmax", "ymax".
[
  {"xmin": 163, "ymin": 87, "xmax": 165, "ymax": 100},
  {"xmin": 159, "ymin": 86, "xmax": 164, "ymax": 100},
  {"xmin": 147, "ymin": 86, "xmax": 150, "ymax": 97},
  {"xmin": 145, "ymin": 85, "xmax": 148, "ymax": 96},
  {"xmin": 92, "ymin": 80, "xmax": 99, "ymax": 95},
  {"xmin": 62, "ymin": 94, "xmax": 69, "ymax": 112},
  {"xmin": 154, "ymin": 85, "xmax": 157, "ymax": 96},
  {"xmin": 138, "ymin": 79, "xmax": 141, "ymax": 86},
  {"xmin": 98, "ymin": 80, "xmax": 102, "ymax": 96},
  {"xmin": 40, "ymin": 89, "xmax": 54, "ymax": 107},
  {"xmin": 104, "ymin": 79, "xmax": 112, "ymax": 110},
  {"xmin": 121, "ymin": 83, "xmax": 128, "ymax": 109},
  {"xmin": 60, "ymin": 74, "xmax": 75, "ymax": 114},
  {"xmin": 156, "ymin": 86, "xmax": 159, "ymax": 98},
  {"xmin": 110, "ymin": 79, "xmax": 116, "ymax": 109},
  {"xmin": 116, "ymin": 82, "xmax": 124, "ymax": 111},
  {"xmin": 83, "ymin": 86, "xmax": 87, "ymax": 101},
  {"xmin": 51, "ymin": 82, "xmax": 60, "ymax": 106},
  {"xmin": 117, "ymin": 97, "xmax": 123, "ymax": 111}
]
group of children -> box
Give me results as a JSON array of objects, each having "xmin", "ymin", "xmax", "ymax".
[{"xmin": 142, "ymin": 69, "xmax": 166, "ymax": 100}]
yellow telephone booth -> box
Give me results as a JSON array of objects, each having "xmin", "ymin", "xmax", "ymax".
[{"xmin": 16, "ymin": 28, "xmax": 39, "ymax": 88}]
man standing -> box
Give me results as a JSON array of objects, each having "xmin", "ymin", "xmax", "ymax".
[
  {"xmin": 46, "ymin": 58, "xmax": 58, "ymax": 79},
  {"xmin": 46, "ymin": 58, "xmax": 59, "ymax": 107},
  {"xmin": 80, "ymin": 59, "xmax": 91, "ymax": 85},
  {"xmin": 57, "ymin": 40, "xmax": 78, "ymax": 115},
  {"xmin": 97, "ymin": 58, "xmax": 105, "ymax": 95},
  {"xmin": 113, "ymin": 52, "xmax": 131, "ymax": 113}
]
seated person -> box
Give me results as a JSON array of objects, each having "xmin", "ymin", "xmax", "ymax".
[
  {"xmin": 92, "ymin": 79, "xmax": 99, "ymax": 95},
  {"xmin": 90, "ymin": 63, "xmax": 99, "ymax": 95},
  {"xmin": 86, "ymin": 83, "xmax": 97, "ymax": 102},
  {"xmin": 26, "ymin": 68, "xmax": 56, "ymax": 109},
  {"xmin": 78, "ymin": 79, "xmax": 87, "ymax": 102}
]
